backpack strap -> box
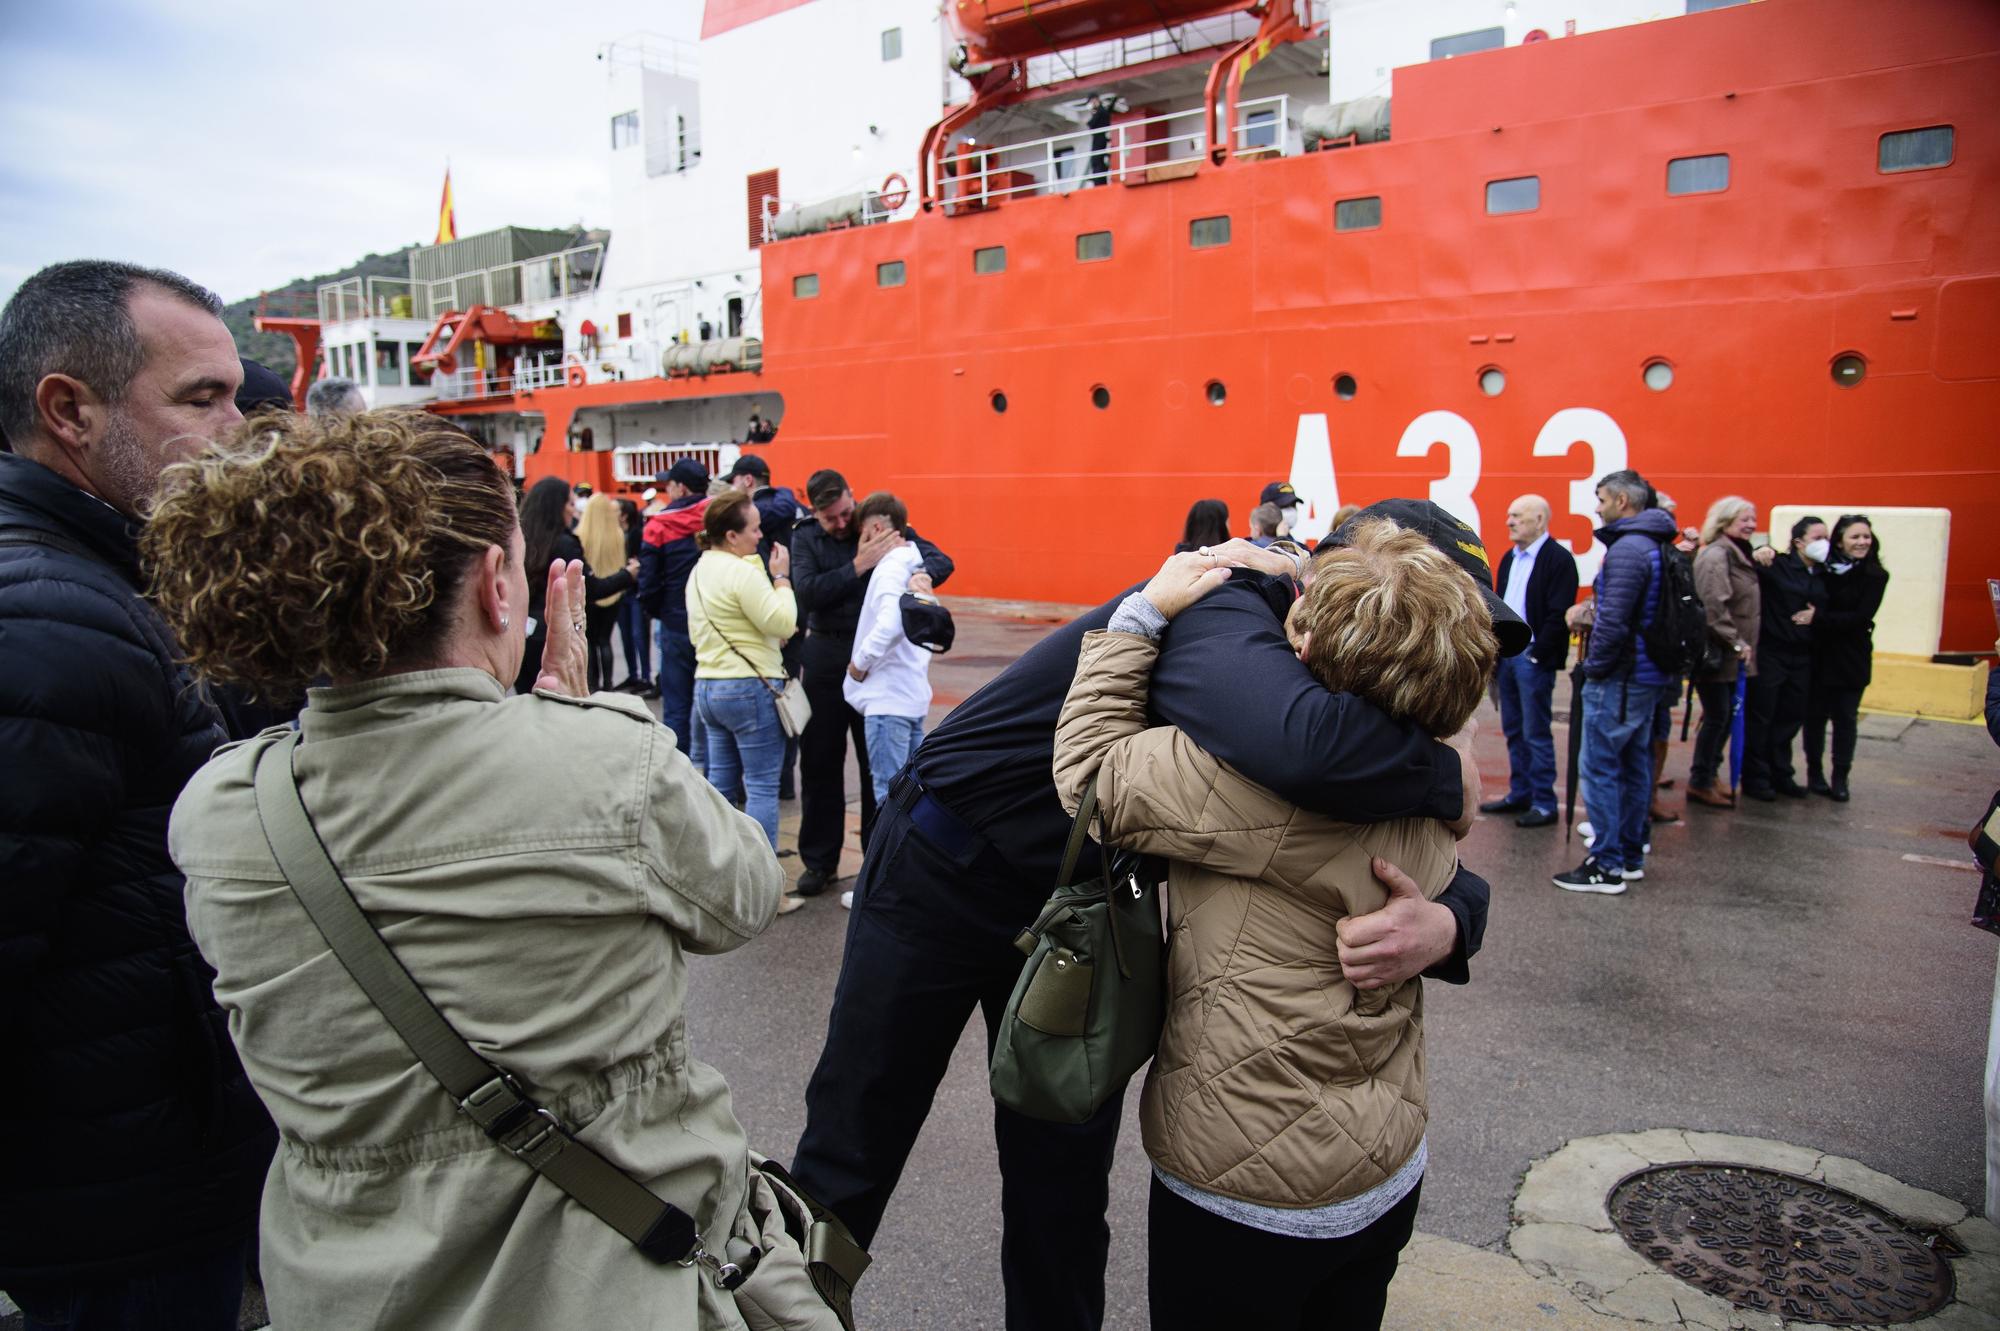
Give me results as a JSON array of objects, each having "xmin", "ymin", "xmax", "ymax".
[{"xmin": 248, "ymin": 731, "xmax": 747, "ymax": 1285}]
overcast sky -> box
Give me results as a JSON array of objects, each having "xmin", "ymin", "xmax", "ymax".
[{"xmin": 0, "ymin": 0, "xmax": 702, "ymax": 305}]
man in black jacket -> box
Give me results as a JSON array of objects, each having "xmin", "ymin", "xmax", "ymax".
[
  {"xmin": 0, "ymin": 261, "xmax": 276, "ymax": 1328},
  {"xmin": 1481, "ymin": 493, "xmax": 1580, "ymax": 828},
  {"xmin": 791, "ymin": 503, "xmax": 1525, "ymax": 1331},
  {"xmin": 790, "ymin": 468, "xmax": 954, "ymax": 893}
]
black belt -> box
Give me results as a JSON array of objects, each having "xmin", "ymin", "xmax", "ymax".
[{"xmin": 888, "ymin": 769, "xmax": 987, "ymax": 864}]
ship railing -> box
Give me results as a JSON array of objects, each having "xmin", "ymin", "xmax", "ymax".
[
  {"xmin": 598, "ymin": 32, "xmax": 697, "ymax": 79},
  {"xmin": 938, "ymin": 94, "xmax": 1292, "ymax": 206},
  {"xmin": 414, "ymin": 242, "xmax": 606, "ymax": 322},
  {"xmin": 511, "ymin": 352, "xmax": 573, "ymax": 393},
  {"xmin": 613, "ymin": 443, "xmax": 728, "ymax": 486},
  {"xmin": 431, "ymin": 366, "xmax": 517, "ymax": 402},
  {"xmin": 1020, "ymin": 1, "xmax": 1326, "ymax": 90},
  {"xmin": 316, "ymin": 276, "xmax": 420, "ymax": 326}
]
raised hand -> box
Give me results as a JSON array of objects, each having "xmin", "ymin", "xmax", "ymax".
[
  {"xmin": 534, "ymin": 558, "xmax": 590, "ymax": 697},
  {"xmin": 768, "ymin": 541, "xmax": 791, "ymax": 580}
]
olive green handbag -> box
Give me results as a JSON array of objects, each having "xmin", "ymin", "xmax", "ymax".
[{"xmin": 989, "ymin": 775, "xmax": 1165, "ymax": 1124}]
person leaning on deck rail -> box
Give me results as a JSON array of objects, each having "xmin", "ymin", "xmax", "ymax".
[
  {"xmin": 789, "ymin": 467, "xmax": 954, "ymax": 897},
  {"xmin": 304, "ymin": 373, "xmax": 364, "ymax": 417},
  {"xmin": 1686, "ymin": 495, "xmax": 1763, "ymax": 807},
  {"xmin": 0, "ymin": 259, "xmax": 275, "ymax": 1330},
  {"xmin": 789, "ymin": 500, "xmax": 1521, "ymax": 1331},
  {"xmin": 1053, "ymin": 522, "xmax": 1501, "ymax": 1330},
  {"xmin": 145, "ymin": 409, "xmax": 842, "ymax": 1330},
  {"xmin": 1479, "ymin": 493, "xmax": 1578, "ymax": 830}
]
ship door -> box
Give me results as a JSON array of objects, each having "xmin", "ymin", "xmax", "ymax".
[{"xmin": 726, "ymin": 296, "xmax": 744, "ymax": 338}]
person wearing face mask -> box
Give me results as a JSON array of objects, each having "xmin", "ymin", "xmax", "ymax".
[
  {"xmin": 1804, "ymin": 515, "xmax": 1889, "ymax": 802},
  {"xmin": 1686, "ymin": 497, "xmax": 1762, "ymax": 807},
  {"xmin": 1741, "ymin": 516, "xmax": 1830, "ymax": 801}
]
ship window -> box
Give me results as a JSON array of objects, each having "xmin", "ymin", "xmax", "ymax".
[
  {"xmin": 1335, "ymin": 196, "xmax": 1382, "ymax": 231},
  {"xmin": 1431, "ymin": 26, "xmax": 1503, "ymax": 60},
  {"xmin": 617, "ymin": 312, "xmax": 633, "ymax": 338},
  {"xmin": 1190, "ymin": 216, "xmax": 1231, "ymax": 248},
  {"xmin": 1205, "ymin": 380, "xmax": 1227, "ymax": 405},
  {"xmin": 1667, "ymin": 154, "xmax": 1730, "ymax": 195},
  {"xmin": 1334, "ymin": 373, "xmax": 1358, "ymax": 400},
  {"xmin": 611, "ymin": 111, "xmax": 640, "ymax": 151},
  {"xmin": 1879, "ymin": 125, "xmax": 1953, "ymax": 174},
  {"xmin": 374, "ymin": 340, "xmax": 402, "ymax": 378},
  {"xmin": 1092, "ymin": 385, "xmax": 1111, "ymax": 409},
  {"xmin": 1831, "ymin": 352, "xmax": 1866, "ymax": 387},
  {"xmin": 1643, "ymin": 359, "xmax": 1674, "ymax": 391},
  {"xmin": 1242, "ymin": 109, "xmax": 1278, "ymax": 152},
  {"xmin": 990, "ymin": 390, "xmax": 1008, "ymax": 413},
  {"xmin": 876, "ymin": 260, "xmax": 906, "ymax": 288},
  {"xmin": 1479, "ymin": 366, "xmax": 1507, "ymax": 396},
  {"xmin": 407, "ymin": 342, "xmax": 431, "ymax": 383},
  {"xmin": 1485, "ymin": 176, "xmax": 1539, "ymax": 215},
  {"xmin": 793, "ymin": 274, "xmax": 819, "ymax": 299},
  {"xmin": 1076, "ymin": 231, "xmax": 1113, "ymax": 262},
  {"xmin": 881, "ymin": 27, "xmax": 902, "ymax": 61},
  {"xmin": 974, "ymin": 245, "xmax": 1007, "ymax": 274}
]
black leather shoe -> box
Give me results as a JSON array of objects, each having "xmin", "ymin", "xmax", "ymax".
[
  {"xmin": 1743, "ymin": 785, "xmax": 1777, "ymax": 802},
  {"xmin": 1830, "ymin": 777, "xmax": 1850, "ymax": 803},
  {"xmin": 1775, "ymin": 781, "xmax": 1809, "ymax": 799},
  {"xmin": 1515, "ymin": 808, "xmax": 1558, "ymax": 828},
  {"xmin": 1479, "ymin": 797, "xmax": 1530, "ymax": 815},
  {"xmin": 794, "ymin": 868, "xmax": 832, "ymax": 897},
  {"xmin": 1808, "ymin": 773, "xmax": 1833, "ymax": 797}
]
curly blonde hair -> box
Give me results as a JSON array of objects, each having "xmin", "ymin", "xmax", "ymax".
[
  {"xmin": 1289, "ymin": 519, "xmax": 1498, "ymax": 738},
  {"xmin": 143, "ymin": 411, "xmax": 516, "ymax": 697}
]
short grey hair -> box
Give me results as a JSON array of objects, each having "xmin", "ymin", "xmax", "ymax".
[
  {"xmin": 1596, "ymin": 468, "xmax": 1650, "ymax": 512},
  {"xmin": 1249, "ymin": 502, "xmax": 1282, "ymax": 536},
  {"xmin": 0, "ymin": 259, "xmax": 222, "ymax": 449},
  {"xmin": 306, "ymin": 376, "xmax": 365, "ymax": 417}
]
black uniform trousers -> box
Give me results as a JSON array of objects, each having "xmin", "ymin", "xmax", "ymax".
[
  {"xmin": 1805, "ymin": 682, "xmax": 1864, "ymax": 780},
  {"xmin": 792, "ymin": 779, "xmax": 1124, "ymax": 1331},
  {"xmin": 1743, "ymin": 647, "xmax": 1811, "ymax": 793},
  {"xmin": 798, "ymin": 632, "xmax": 876, "ymax": 875}
]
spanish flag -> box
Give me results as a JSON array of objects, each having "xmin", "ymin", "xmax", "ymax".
[{"xmin": 436, "ymin": 168, "xmax": 457, "ymax": 245}]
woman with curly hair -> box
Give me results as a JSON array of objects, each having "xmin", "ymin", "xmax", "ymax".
[{"xmin": 146, "ymin": 412, "xmax": 845, "ymax": 1329}]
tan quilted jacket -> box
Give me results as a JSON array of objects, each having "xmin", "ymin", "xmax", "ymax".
[{"xmin": 1053, "ymin": 631, "xmax": 1455, "ymax": 1208}]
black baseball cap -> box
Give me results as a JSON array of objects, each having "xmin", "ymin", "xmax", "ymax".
[
  {"xmin": 1330, "ymin": 498, "xmax": 1531, "ymax": 657},
  {"xmin": 900, "ymin": 593, "xmax": 955, "ymax": 653},
  {"xmin": 236, "ymin": 358, "xmax": 294, "ymax": 416},
  {"xmin": 727, "ymin": 453, "xmax": 770, "ymax": 482},
  {"xmin": 665, "ymin": 459, "xmax": 709, "ymax": 491},
  {"xmin": 1259, "ymin": 481, "xmax": 1300, "ymax": 509}
]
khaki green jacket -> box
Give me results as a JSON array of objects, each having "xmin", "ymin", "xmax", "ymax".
[
  {"xmin": 1053, "ymin": 632, "xmax": 1453, "ymax": 1209},
  {"xmin": 170, "ymin": 669, "xmax": 786, "ymax": 1330}
]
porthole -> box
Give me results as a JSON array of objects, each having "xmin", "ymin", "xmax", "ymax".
[
  {"xmin": 1205, "ymin": 380, "xmax": 1227, "ymax": 406},
  {"xmin": 1478, "ymin": 367, "xmax": 1506, "ymax": 396},
  {"xmin": 1643, "ymin": 360, "xmax": 1674, "ymax": 391},
  {"xmin": 1831, "ymin": 353, "xmax": 1866, "ymax": 388},
  {"xmin": 990, "ymin": 390, "xmax": 1009, "ymax": 413},
  {"xmin": 1091, "ymin": 384, "xmax": 1110, "ymax": 410},
  {"xmin": 1334, "ymin": 373, "xmax": 1358, "ymax": 400}
]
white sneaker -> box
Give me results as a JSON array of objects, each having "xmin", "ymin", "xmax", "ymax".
[
  {"xmin": 1621, "ymin": 866, "xmax": 1645, "ymax": 881},
  {"xmin": 776, "ymin": 893, "xmax": 805, "ymax": 915},
  {"xmin": 1577, "ymin": 820, "xmax": 1595, "ymax": 842},
  {"xmin": 839, "ymin": 889, "xmax": 854, "ymax": 910}
]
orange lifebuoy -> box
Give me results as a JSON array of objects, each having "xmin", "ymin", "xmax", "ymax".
[
  {"xmin": 878, "ymin": 172, "xmax": 910, "ymax": 214},
  {"xmin": 565, "ymin": 363, "xmax": 587, "ymax": 388}
]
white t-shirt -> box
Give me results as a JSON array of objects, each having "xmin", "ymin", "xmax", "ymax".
[{"xmin": 842, "ymin": 544, "xmax": 933, "ymax": 719}]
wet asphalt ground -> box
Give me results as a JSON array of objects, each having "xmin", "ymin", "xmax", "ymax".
[
  {"xmin": 8, "ymin": 600, "xmax": 1988, "ymax": 1331},
  {"xmin": 677, "ymin": 600, "xmax": 1998, "ymax": 1329}
]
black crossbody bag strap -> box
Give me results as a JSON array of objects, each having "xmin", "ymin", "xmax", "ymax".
[{"xmin": 249, "ymin": 732, "xmax": 747, "ymax": 1285}]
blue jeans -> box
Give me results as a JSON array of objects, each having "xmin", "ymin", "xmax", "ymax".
[
  {"xmin": 1578, "ymin": 674, "xmax": 1666, "ymax": 874},
  {"xmin": 619, "ymin": 597, "xmax": 652, "ymax": 685},
  {"xmin": 1495, "ymin": 654, "xmax": 1558, "ymax": 813},
  {"xmin": 696, "ymin": 676, "xmax": 786, "ymax": 848},
  {"xmin": 864, "ymin": 715, "xmax": 925, "ymax": 806},
  {"xmin": 5, "ymin": 1236, "xmax": 251, "ymax": 1331},
  {"xmin": 656, "ymin": 624, "xmax": 696, "ymax": 754}
]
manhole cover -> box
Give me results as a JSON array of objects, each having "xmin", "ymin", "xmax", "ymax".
[{"xmin": 1608, "ymin": 1164, "xmax": 1954, "ymax": 1324}]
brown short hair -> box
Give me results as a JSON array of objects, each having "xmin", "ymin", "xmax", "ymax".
[
  {"xmin": 697, "ymin": 489, "xmax": 754, "ymax": 550},
  {"xmin": 855, "ymin": 490, "xmax": 907, "ymax": 533},
  {"xmin": 1288, "ymin": 519, "xmax": 1498, "ymax": 737},
  {"xmin": 143, "ymin": 410, "xmax": 516, "ymax": 697}
]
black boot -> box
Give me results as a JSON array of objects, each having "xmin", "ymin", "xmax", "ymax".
[
  {"xmin": 1808, "ymin": 766, "xmax": 1832, "ymax": 797},
  {"xmin": 1829, "ymin": 767, "xmax": 1850, "ymax": 803}
]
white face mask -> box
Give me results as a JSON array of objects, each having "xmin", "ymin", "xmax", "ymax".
[{"xmin": 1803, "ymin": 538, "xmax": 1831, "ymax": 564}]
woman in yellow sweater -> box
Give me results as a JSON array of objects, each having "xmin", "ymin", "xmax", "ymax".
[{"xmin": 687, "ymin": 491, "xmax": 797, "ymax": 864}]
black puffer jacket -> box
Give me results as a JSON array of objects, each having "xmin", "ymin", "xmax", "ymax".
[
  {"xmin": 0, "ymin": 451, "xmax": 274, "ymax": 1283},
  {"xmin": 1812, "ymin": 559, "xmax": 1888, "ymax": 690}
]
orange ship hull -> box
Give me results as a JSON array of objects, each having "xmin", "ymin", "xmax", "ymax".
[{"xmin": 512, "ymin": 0, "xmax": 2000, "ymax": 651}]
